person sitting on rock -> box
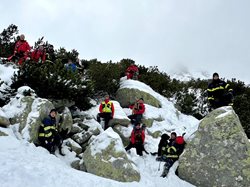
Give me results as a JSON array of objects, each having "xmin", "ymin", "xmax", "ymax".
[
  {"xmin": 158, "ymin": 136, "xmax": 185, "ymax": 178},
  {"xmin": 128, "ymin": 98, "xmax": 145, "ymax": 125},
  {"xmin": 97, "ymin": 94, "xmax": 114, "ymax": 130},
  {"xmin": 169, "ymin": 132, "xmax": 177, "ymax": 146},
  {"xmin": 125, "ymin": 122, "xmax": 145, "ymax": 156},
  {"xmin": 151, "ymin": 133, "xmax": 170, "ymax": 156},
  {"xmin": 38, "ymin": 109, "xmax": 64, "ymax": 155},
  {"xmin": 126, "ymin": 61, "xmax": 139, "ymax": 80},
  {"xmin": 30, "ymin": 45, "xmax": 46, "ymax": 63}
]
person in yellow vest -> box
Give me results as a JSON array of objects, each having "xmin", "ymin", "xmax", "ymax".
[{"xmin": 97, "ymin": 94, "xmax": 115, "ymax": 130}]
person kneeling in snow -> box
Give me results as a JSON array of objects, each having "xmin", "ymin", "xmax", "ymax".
[
  {"xmin": 125, "ymin": 122, "xmax": 145, "ymax": 156},
  {"xmin": 158, "ymin": 136, "xmax": 185, "ymax": 178},
  {"xmin": 38, "ymin": 109, "xmax": 64, "ymax": 156}
]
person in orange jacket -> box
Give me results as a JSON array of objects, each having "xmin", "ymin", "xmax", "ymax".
[
  {"xmin": 31, "ymin": 45, "xmax": 46, "ymax": 63},
  {"xmin": 126, "ymin": 61, "xmax": 139, "ymax": 80},
  {"xmin": 8, "ymin": 34, "xmax": 31, "ymax": 65},
  {"xmin": 125, "ymin": 122, "xmax": 145, "ymax": 156},
  {"xmin": 97, "ymin": 94, "xmax": 114, "ymax": 130},
  {"xmin": 128, "ymin": 98, "xmax": 145, "ymax": 125}
]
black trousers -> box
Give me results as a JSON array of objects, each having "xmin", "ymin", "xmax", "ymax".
[
  {"xmin": 97, "ymin": 112, "xmax": 113, "ymax": 130},
  {"xmin": 125, "ymin": 142, "xmax": 143, "ymax": 156},
  {"xmin": 39, "ymin": 133, "xmax": 63, "ymax": 154},
  {"xmin": 128, "ymin": 114, "xmax": 142, "ymax": 125}
]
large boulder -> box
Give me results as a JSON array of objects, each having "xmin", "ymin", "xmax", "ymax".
[
  {"xmin": 82, "ymin": 128, "xmax": 140, "ymax": 182},
  {"xmin": 3, "ymin": 95, "xmax": 54, "ymax": 143},
  {"xmin": 0, "ymin": 109, "xmax": 10, "ymax": 128},
  {"xmin": 178, "ymin": 106, "xmax": 250, "ymax": 187},
  {"xmin": 116, "ymin": 88, "xmax": 161, "ymax": 108},
  {"xmin": 58, "ymin": 107, "xmax": 73, "ymax": 133}
]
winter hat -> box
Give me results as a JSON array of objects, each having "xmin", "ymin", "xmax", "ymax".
[
  {"xmin": 161, "ymin": 133, "xmax": 170, "ymax": 140},
  {"xmin": 50, "ymin": 109, "xmax": 57, "ymax": 113},
  {"xmin": 139, "ymin": 98, "xmax": 144, "ymax": 101},
  {"xmin": 213, "ymin": 72, "xmax": 219, "ymax": 78}
]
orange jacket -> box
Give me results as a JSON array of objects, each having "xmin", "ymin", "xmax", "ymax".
[{"xmin": 14, "ymin": 40, "xmax": 30, "ymax": 54}]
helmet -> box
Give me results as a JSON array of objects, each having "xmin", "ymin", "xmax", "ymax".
[{"xmin": 175, "ymin": 136, "xmax": 184, "ymax": 145}]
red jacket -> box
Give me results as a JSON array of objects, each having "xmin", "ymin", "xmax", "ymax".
[
  {"xmin": 129, "ymin": 101, "xmax": 145, "ymax": 115},
  {"xmin": 99, "ymin": 99, "xmax": 115, "ymax": 117},
  {"xmin": 126, "ymin": 65, "xmax": 139, "ymax": 74},
  {"xmin": 31, "ymin": 49, "xmax": 46, "ymax": 63},
  {"xmin": 14, "ymin": 40, "xmax": 30, "ymax": 54},
  {"xmin": 130, "ymin": 128, "xmax": 145, "ymax": 144}
]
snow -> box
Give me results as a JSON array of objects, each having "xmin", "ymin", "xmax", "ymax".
[{"xmin": 0, "ymin": 67, "xmax": 199, "ymax": 187}]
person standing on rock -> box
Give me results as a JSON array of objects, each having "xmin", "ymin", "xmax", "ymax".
[
  {"xmin": 207, "ymin": 72, "xmax": 234, "ymax": 111},
  {"xmin": 97, "ymin": 94, "xmax": 115, "ymax": 130},
  {"xmin": 128, "ymin": 98, "xmax": 145, "ymax": 126},
  {"xmin": 125, "ymin": 122, "xmax": 145, "ymax": 156},
  {"xmin": 38, "ymin": 109, "xmax": 64, "ymax": 155}
]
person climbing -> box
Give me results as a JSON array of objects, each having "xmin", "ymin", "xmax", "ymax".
[
  {"xmin": 125, "ymin": 122, "xmax": 145, "ymax": 156},
  {"xmin": 207, "ymin": 72, "xmax": 234, "ymax": 111},
  {"xmin": 128, "ymin": 98, "xmax": 145, "ymax": 125},
  {"xmin": 169, "ymin": 132, "xmax": 177, "ymax": 146},
  {"xmin": 151, "ymin": 133, "xmax": 170, "ymax": 156},
  {"xmin": 97, "ymin": 94, "xmax": 114, "ymax": 130},
  {"xmin": 30, "ymin": 45, "xmax": 46, "ymax": 63},
  {"xmin": 38, "ymin": 109, "xmax": 64, "ymax": 155},
  {"xmin": 8, "ymin": 34, "xmax": 31, "ymax": 65},
  {"xmin": 126, "ymin": 61, "xmax": 139, "ymax": 80},
  {"xmin": 159, "ymin": 135, "xmax": 185, "ymax": 178}
]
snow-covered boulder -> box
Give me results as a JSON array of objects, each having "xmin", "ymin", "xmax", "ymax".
[
  {"xmin": 65, "ymin": 138, "xmax": 82, "ymax": 155},
  {"xmin": 116, "ymin": 87, "xmax": 161, "ymax": 108},
  {"xmin": 0, "ymin": 109, "xmax": 10, "ymax": 127},
  {"xmin": 178, "ymin": 106, "xmax": 250, "ymax": 187},
  {"xmin": 82, "ymin": 128, "xmax": 140, "ymax": 182},
  {"xmin": 3, "ymin": 94, "xmax": 54, "ymax": 143},
  {"xmin": 59, "ymin": 107, "xmax": 73, "ymax": 133}
]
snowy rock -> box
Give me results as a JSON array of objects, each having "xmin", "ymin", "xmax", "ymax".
[
  {"xmin": 50, "ymin": 99, "xmax": 75, "ymax": 108},
  {"xmin": 82, "ymin": 128, "xmax": 140, "ymax": 182},
  {"xmin": 0, "ymin": 110, "xmax": 10, "ymax": 127},
  {"xmin": 58, "ymin": 107, "xmax": 73, "ymax": 133},
  {"xmin": 71, "ymin": 160, "xmax": 81, "ymax": 170},
  {"xmin": 70, "ymin": 123, "xmax": 83, "ymax": 134},
  {"xmin": 116, "ymin": 87, "xmax": 161, "ymax": 108},
  {"xmin": 3, "ymin": 95, "xmax": 54, "ymax": 143},
  {"xmin": 65, "ymin": 138, "xmax": 83, "ymax": 155},
  {"xmin": 178, "ymin": 106, "xmax": 250, "ymax": 187},
  {"xmin": 0, "ymin": 130, "xmax": 8, "ymax": 136}
]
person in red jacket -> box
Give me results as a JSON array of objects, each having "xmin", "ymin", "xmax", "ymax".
[
  {"xmin": 8, "ymin": 34, "xmax": 31, "ymax": 65},
  {"xmin": 128, "ymin": 98, "xmax": 145, "ymax": 125},
  {"xmin": 125, "ymin": 122, "xmax": 145, "ymax": 156},
  {"xmin": 31, "ymin": 45, "xmax": 46, "ymax": 63},
  {"xmin": 97, "ymin": 94, "xmax": 115, "ymax": 130},
  {"xmin": 126, "ymin": 61, "xmax": 139, "ymax": 80}
]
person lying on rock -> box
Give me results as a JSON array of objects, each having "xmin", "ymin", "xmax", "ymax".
[
  {"xmin": 125, "ymin": 122, "xmax": 145, "ymax": 156},
  {"xmin": 38, "ymin": 109, "xmax": 64, "ymax": 156}
]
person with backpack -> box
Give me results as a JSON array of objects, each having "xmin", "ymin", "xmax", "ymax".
[
  {"xmin": 128, "ymin": 98, "xmax": 145, "ymax": 125},
  {"xmin": 158, "ymin": 135, "xmax": 185, "ymax": 178},
  {"xmin": 125, "ymin": 122, "xmax": 145, "ymax": 156},
  {"xmin": 8, "ymin": 34, "xmax": 31, "ymax": 65},
  {"xmin": 126, "ymin": 61, "xmax": 139, "ymax": 80},
  {"xmin": 30, "ymin": 45, "xmax": 46, "ymax": 63},
  {"xmin": 38, "ymin": 109, "xmax": 64, "ymax": 155},
  {"xmin": 207, "ymin": 72, "xmax": 234, "ymax": 111},
  {"xmin": 97, "ymin": 94, "xmax": 115, "ymax": 130}
]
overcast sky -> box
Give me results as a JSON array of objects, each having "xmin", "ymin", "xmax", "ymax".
[{"xmin": 0, "ymin": 0, "xmax": 249, "ymax": 83}]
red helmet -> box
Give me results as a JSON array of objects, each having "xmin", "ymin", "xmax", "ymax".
[{"xmin": 175, "ymin": 136, "xmax": 184, "ymax": 145}]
